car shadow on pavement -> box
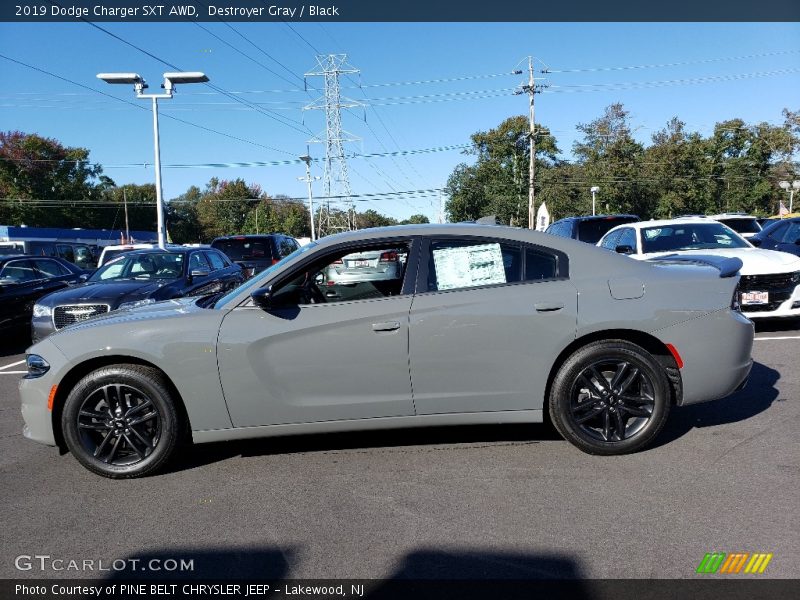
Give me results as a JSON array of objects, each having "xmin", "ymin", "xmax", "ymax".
[
  {"xmin": 166, "ymin": 424, "xmax": 562, "ymax": 475},
  {"xmin": 753, "ymin": 317, "xmax": 800, "ymax": 333},
  {"xmin": 651, "ymin": 360, "xmax": 780, "ymax": 449},
  {"xmin": 101, "ymin": 546, "xmax": 589, "ymax": 596},
  {"xmin": 0, "ymin": 330, "xmax": 30, "ymax": 357}
]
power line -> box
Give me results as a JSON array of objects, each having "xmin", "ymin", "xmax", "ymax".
[
  {"xmin": 547, "ymin": 49, "xmax": 800, "ymax": 74},
  {"xmin": 0, "ymin": 53, "xmax": 296, "ymax": 156}
]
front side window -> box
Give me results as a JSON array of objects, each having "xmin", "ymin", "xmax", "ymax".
[
  {"xmin": 269, "ymin": 242, "xmax": 411, "ymax": 307},
  {"xmin": 599, "ymin": 229, "xmax": 623, "ymax": 250},
  {"xmin": 32, "ymin": 259, "xmax": 69, "ymax": 277},
  {"xmin": 0, "ymin": 259, "xmax": 38, "ymax": 283},
  {"xmin": 206, "ymin": 251, "xmax": 227, "ymax": 271},
  {"xmin": 617, "ymin": 228, "xmax": 637, "ymax": 251}
]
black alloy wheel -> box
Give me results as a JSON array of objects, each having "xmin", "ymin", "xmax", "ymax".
[
  {"xmin": 62, "ymin": 365, "xmax": 183, "ymax": 478},
  {"xmin": 549, "ymin": 340, "xmax": 671, "ymax": 455}
]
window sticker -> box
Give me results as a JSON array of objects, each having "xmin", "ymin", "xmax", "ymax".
[{"xmin": 433, "ymin": 243, "xmax": 507, "ymax": 290}]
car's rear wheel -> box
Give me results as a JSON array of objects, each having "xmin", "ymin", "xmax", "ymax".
[
  {"xmin": 549, "ymin": 340, "xmax": 671, "ymax": 455},
  {"xmin": 62, "ymin": 365, "xmax": 183, "ymax": 478}
]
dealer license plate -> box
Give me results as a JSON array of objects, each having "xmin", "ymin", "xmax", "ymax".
[
  {"xmin": 741, "ymin": 291, "xmax": 769, "ymax": 305},
  {"xmin": 353, "ymin": 260, "xmax": 370, "ymax": 267}
]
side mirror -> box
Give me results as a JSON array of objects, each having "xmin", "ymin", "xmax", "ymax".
[
  {"xmin": 749, "ymin": 238, "xmax": 762, "ymax": 247},
  {"xmin": 79, "ymin": 273, "xmax": 89, "ymax": 282},
  {"xmin": 250, "ymin": 286, "xmax": 273, "ymax": 310},
  {"xmin": 189, "ymin": 269, "xmax": 210, "ymax": 280},
  {"xmin": 794, "ymin": 238, "xmax": 800, "ymax": 246},
  {"xmin": 615, "ymin": 245, "xmax": 634, "ymax": 255}
]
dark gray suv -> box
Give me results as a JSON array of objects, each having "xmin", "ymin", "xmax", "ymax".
[
  {"xmin": 546, "ymin": 215, "xmax": 640, "ymax": 244},
  {"xmin": 211, "ymin": 234, "xmax": 300, "ymax": 279}
]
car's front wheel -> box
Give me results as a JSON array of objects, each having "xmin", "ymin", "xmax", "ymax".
[
  {"xmin": 549, "ymin": 340, "xmax": 671, "ymax": 455},
  {"xmin": 62, "ymin": 364, "xmax": 183, "ymax": 478}
]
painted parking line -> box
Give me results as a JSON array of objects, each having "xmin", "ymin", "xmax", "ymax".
[
  {"xmin": 0, "ymin": 371, "xmax": 27, "ymax": 375},
  {"xmin": 0, "ymin": 360, "xmax": 25, "ymax": 371},
  {"xmin": 754, "ymin": 335, "xmax": 800, "ymax": 341}
]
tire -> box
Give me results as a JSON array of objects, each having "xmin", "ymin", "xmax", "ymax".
[
  {"xmin": 61, "ymin": 364, "xmax": 183, "ymax": 478},
  {"xmin": 549, "ymin": 340, "xmax": 671, "ymax": 455}
]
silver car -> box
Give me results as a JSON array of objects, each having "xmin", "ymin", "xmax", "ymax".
[{"xmin": 19, "ymin": 224, "xmax": 753, "ymax": 478}]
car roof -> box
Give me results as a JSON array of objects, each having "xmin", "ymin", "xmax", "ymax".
[
  {"xmin": 551, "ymin": 214, "xmax": 638, "ymax": 223},
  {"xmin": 212, "ymin": 234, "xmax": 289, "ymax": 241}
]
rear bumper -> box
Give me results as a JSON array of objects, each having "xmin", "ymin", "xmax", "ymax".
[{"xmin": 655, "ymin": 309, "xmax": 754, "ymax": 406}]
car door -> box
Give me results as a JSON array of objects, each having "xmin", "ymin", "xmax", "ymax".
[
  {"xmin": 0, "ymin": 259, "xmax": 40, "ymax": 328},
  {"xmin": 775, "ymin": 222, "xmax": 800, "ymax": 255},
  {"xmin": 408, "ymin": 237, "xmax": 577, "ymax": 415},
  {"xmin": 30, "ymin": 258, "xmax": 75, "ymax": 295},
  {"xmin": 217, "ymin": 238, "xmax": 418, "ymax": 427}
]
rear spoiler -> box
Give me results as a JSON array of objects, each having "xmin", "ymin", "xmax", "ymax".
[{"xmin": 647, "ymin": 254, "xmax": 743, "ymax": 278}]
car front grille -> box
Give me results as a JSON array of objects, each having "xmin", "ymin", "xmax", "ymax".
[
  {"xmin": 53, "ymin": 304, "xmax": 110, "ymax": 330},
  {"xmin": 739, "ymin": 272, "xmax": 799, "ymax": 292}
]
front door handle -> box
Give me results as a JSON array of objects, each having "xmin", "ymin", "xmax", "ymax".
[
  {"xmin": 372, "ymin": 321, "xmax": 401, "ymax": 332},
  {"xmin": 534, "ymin": 302, "xmax": 564, "ymax": 312}
]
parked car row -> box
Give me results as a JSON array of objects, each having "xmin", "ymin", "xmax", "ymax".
[
  {"xmin": 593, "ymin": 218, "xmax": 800, "ymax": 320},
  {"xmin": 0, "ymin": 233, "xmax": 303, "ymax": 345}
]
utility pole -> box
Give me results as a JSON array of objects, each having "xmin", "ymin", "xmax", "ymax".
[
  {"xmin": 299, "ymin": 152, "xmax": 320, "ymax": 241},
  {"xmin": 515, "ymin": 57, "xmax": 548, "ymax": 229}
]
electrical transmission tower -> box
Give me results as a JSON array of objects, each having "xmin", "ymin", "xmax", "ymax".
[{"xmin": 304, "ymin": 54, "xmax": 363, "ymax": 236}]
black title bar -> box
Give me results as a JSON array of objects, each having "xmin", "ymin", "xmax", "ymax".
[{"xmin": 3, "ymin": 0, "xmax": 800, "ymax": 22}]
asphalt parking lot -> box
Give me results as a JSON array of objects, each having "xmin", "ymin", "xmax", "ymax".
[{"xmin": 0, "ymin": 321, "xmax": 798, "ymax": 581}]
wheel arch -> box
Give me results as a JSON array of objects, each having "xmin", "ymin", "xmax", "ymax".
[
  {"xmin": 51, "ymin": 356, "xmax": 192, "ymax": 452},
  {"xmin": 544, "ymin": 329, "xmax": 683, "ymax": 414}
]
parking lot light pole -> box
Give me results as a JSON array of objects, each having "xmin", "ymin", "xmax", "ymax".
[
  {"xmin": 97, "ymin": 71, "xmax": 209, "ymax": 249},
  {"xmin": 590, "ymin": 186, "xmax": 599, "ymax": 216},
  {"xmin": 779, "ymin": 180, "xmax": 800, "ymax": 214}
]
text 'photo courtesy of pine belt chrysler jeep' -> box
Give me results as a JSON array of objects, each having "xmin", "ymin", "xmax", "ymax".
[{"xmin": 19, "ymin": 224, "xmax": 754, "ymax": 478}]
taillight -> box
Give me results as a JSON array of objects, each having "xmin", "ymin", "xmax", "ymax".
[
  {"xmin": 332, "ymin": 258, "xmax": 343, "ymax": 265},
  {"xmin": 379, "ymin": 251, "xmax": 398, "ymax": 262},
  {"xmin": 271, "ymin": 258, "xmax": 279, "ymax": 265}
]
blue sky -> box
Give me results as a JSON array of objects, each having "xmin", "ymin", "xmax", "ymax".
[{"xmin": 1, "ymin": 21, "xmax": 799, "ymax": 223}]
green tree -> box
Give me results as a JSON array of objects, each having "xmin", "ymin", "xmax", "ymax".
[
  {"xmin": 445, "ymin": 116, "xmax": 559, "ymax": 226},
  {"xmin": 0, "ymin": 130, "xmax": 104, "ymax": 227},
  {"xmin": 196, "ymin": 178, "xmax": 261, "ymax": 239},
  {"xmin": 400, "ymin": 214, "xmax": 430, "ymax": 224},
  {"xmin": 573, "ymin": 103, "xmax": 647, "ymax": 216},
  {"xmin": 167, "ymin": 185, "xmax": 203, "ymax": 243}
]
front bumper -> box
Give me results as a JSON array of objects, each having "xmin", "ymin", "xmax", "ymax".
[{"xmin": 19, "ymin": 339, "xmax": 69, "ymax": 447}]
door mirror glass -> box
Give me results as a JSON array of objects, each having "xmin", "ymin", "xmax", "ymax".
[{"xmin": 251, "ymin": 286, "xmax": 273, "ymax": 310}]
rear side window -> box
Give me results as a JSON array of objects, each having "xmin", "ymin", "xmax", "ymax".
[
  {"xmin": 212, "ymin": 239, "xmax": 273, "ymax": 261},
  {"xmin": 428, "ymin": 240, "xmax": 522, "ymax": 292},
  {"xmin": 205, "ymin": 251, "xmax": 227, "ymax": 271},
  {"xmin": 279, "ymin": 237, "xmax": 299, "ymax": 258},
  {"xmin": 525, "ymin": 248, "xmax": 559, "ymax": 280},
  {"xmin": 718, "ymin": 218, "xmax": 760, "ymax": 234}
]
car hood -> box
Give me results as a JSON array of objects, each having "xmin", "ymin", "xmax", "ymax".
[
  {"xmin": 646, "ymin": 248, "xmax": 800, "ymax": 276},
  {"xmin": 36, "ymin": 279, "xmax": 170, "ymax": 308}
]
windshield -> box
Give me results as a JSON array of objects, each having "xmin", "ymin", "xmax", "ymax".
[
  {"xmin": 641, "ymin": 223, "xmax": 751, "ymax": 253},
  {"xmin": 716, "ymin": 218, "xmax": 761, "ymax": 234},
  {"xmin": 578, "ymin": 217, "xmax": 638, "ymax": 244},
  {"xmin": 89, "ymin": 252, "xmax": 185, "ymax": 282},
  {"xmin": 213, "ymin": 242, "xmax": 317, "ymax": 309},
  {"xmin": 211, "ymin": 238, "xmax": 272, "ymax": 261}
]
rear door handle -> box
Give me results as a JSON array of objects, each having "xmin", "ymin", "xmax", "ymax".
[
  {"xmin": 534, "ymin": 302, "xmax": 564, "ymax": 312},
  {"xmin": 372, "ymin": 321, "xmax": 401, "ymax": 332}
]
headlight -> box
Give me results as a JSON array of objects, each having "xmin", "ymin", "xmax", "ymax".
[
  {"xmin": 32, "ymin": 304, "xmax": 52, "ymax": 318},
  {"xmin": 118, "ymin": 298, "xmax": 157, "ymax": 311},
  {"xmin": 25, "ymin": 354, "xmax": 50, "ymax": 378}
]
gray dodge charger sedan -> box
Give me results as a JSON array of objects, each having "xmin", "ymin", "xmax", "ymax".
[{"xmin": 19, "ymin": 224, "xmax": 754, "ymax": 478}]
